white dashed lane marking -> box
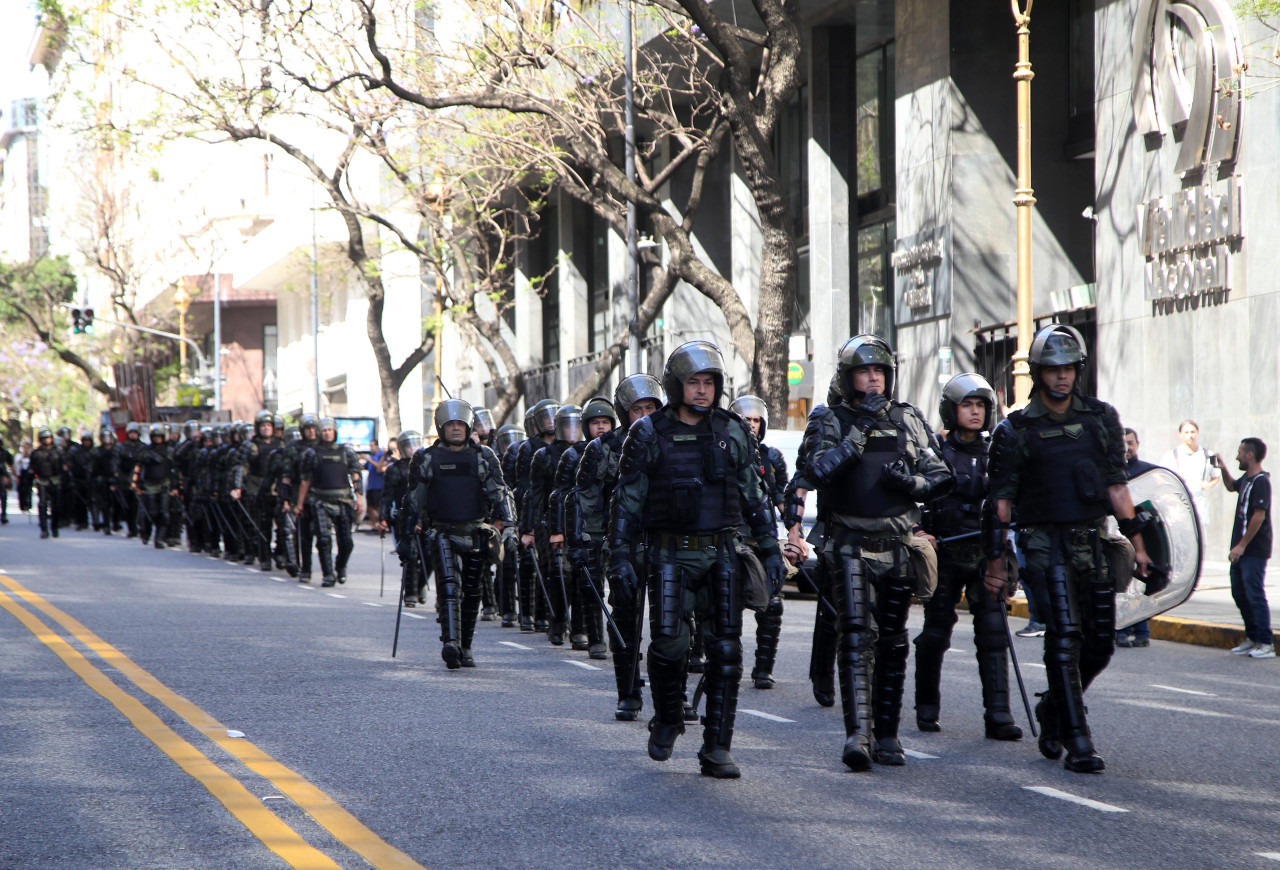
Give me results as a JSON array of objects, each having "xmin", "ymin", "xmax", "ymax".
[
  {"xmin": 326, "ymin": 593, "xmax": 347, "ymax": 599},
  {"xmin": 903, "ymin": 748, "xmax": 938, "ymax": 760},
  {"xmin": 498, "ymin": 641, "xmax": 532, "ymax": 650},
  {"xmin": 739, "ymin": 709, "xmax": 796, "ymax": 723},
  {"xmin": 1024, "ymin": 662, "xmax": 1046, "ymax": 669},
  {"xmin": 1023, "ymin": 786, "xmax": 1128, "ymax": 813},
  {"xmin": 403, "ymin": 613, "xmax": 427, "ymax": 620},
  {"xmin": 565, "ymin": 660, "xmax": 602, "ymax": 671},
  {"xmin": 271, "ymin": 577, "xmax": 287, "ymax": 582},
  {"xmin": 1151, "ymin": 684, "xmax": 1216, "ymax": 697},
  {"xmin": 362, "ymin": 602, "xmax": 382, "ymax": 607},
  {"xmin": 1255, "ymin": 854, "xmax": 1280, "ymax": 862}
]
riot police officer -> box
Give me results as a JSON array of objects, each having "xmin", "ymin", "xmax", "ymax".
[
  {"xmin": 729, "ymin": 395, "xmax": 790, "ymax": 690},
  {"xmin": 132, "ymin": 425, "xmax": 178, "ymax": 548},
  {"xmin": 610, "ymin": 342, "xmax": 785, "ymax": 778},
  {"xmin": 913, "ymin": 373, "xmax": 1022, "ymax": 740},
  {"xmin": 382, "ymin": 430, "xmax": 426, "ymax": 607},
  {"xmin": 115, "ymin": 423, "xmax": 145, "ymax": 537},
  {"xmin": 573, "ymin": 374, "xmax": 664, "ymax": 719},
  {"xmin": 471, "ymin": 407, "xmax": 497, "ymax": 448},
  {"xmin": 30, "ymin": 428, "xmax": 66, "ymax": 539},
  {"xmin": 232, "ymin": 410, "xmax": 283, "ymax": 571},
  {"xmin": 67, "ymin": 431, "xmax": 94, "ymax": 530},
  {"xmin": 173, "ymin": 422, "xmax": 205, "ymax": 552},
  {"xmin": 517, "ymin": 400, "xmax": 559, "ymax": 632},
  {"xmin": 984, "ymin": 324, "xmax": 1152, "ymax": 773},
  {"xmin": 91, "ymin": 428, "xmax": 121, "ymax": 534},
  {"xmin": 802, "ymin": 335, "xmax": 953, "ymax": 770},
  {"xmin": 494, "ymin": 424, "xmax": 526, "ymax": 626},
  {"xmin": 554, "ymin": 397, "xmax": 617, "ymax": 658},
  {"xmin": 530, "ymin": 404, "xmax": 586, "ymax": 646},
  {"xmin": 295, "ymin": 418, "xmax": 363, "ymax": 586},
  {"xmin": 282, "ymin": 415, "xmax": 322, "ymax": 581},
  {"xmin": 408, "ymin": 400, "xmax": 515, "ymax": 668}
]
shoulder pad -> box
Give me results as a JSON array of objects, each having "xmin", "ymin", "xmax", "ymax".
[
  {"xmin": 478, "ymin": 444, "xmax": 501, "ymax": 466},
  {"xmin": 1079, "ymin": 396, "xmax": 1109, "ymax": 414},
  {"xmin": 1005, "ymin": 409, "xmax": 1029, "ymax": 429}
]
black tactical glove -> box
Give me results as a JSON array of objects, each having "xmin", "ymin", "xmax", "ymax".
[
  {"xmin": 881, "ymin": 457, "xmax": 924, "ymax": 497},
  {"xmin": 608, "ymin": 556, "xmax": 640, "ymax": 601},
  {"xmin": 856, "ymin": 391, "xmax": 889, "ymax": 415},
  {"xmin": 763, "ymin": 551, "xmax": 786, "ymax": 598}
]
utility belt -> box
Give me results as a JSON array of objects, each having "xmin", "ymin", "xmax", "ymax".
[
  {"xmin": 430, "ymin": 521, "xmax": 483, "ymax": 536},
  {"xmin": 1024, "ymin": 521, "xmax": 1104, "ymax": 547},
  {"xmin": 851, "ymin": 534, "xmax": 899, "ymax": 555},
  {"xmin": 649, "ymin": 528, "xmax": 732, "ymax": 551}
]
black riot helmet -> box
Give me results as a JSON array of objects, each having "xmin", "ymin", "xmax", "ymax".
[
  {"xmin": 125, "ymin": 421, "xmax": 141, "ymax": 439},
  {"xmin": 522, "ymin": 407, "xmax": 537, "ymax": 439},
  {"xmin": 434, "ymin": 399, "xmax": 476, "ymax": 441},
  {"xmin": 202, "ymin": 427, "xmax": 217, "ymax": 445},
  {"xmin": 254, "ymin": 410, "xmax": 274, "ymax": 436},
  {"xmin": 825, "ymin": 374, "xmax": 844, "ymax": 407},
  {"xmin": 182, "ymin": 420, "xmax": 200, "ymax": 440},
  {"xmin": 318, "ymin": 417, "xmax": 337, "ymax": 443},
  {"xmin": 553, "ymin": 404, "xmax": 583, "ymax": 443},
  {"xmin": 663, "ymin": 340, "xmax": 726, "ymax": 416},
  {"xmin": 37, "ymin": 427, "xmax": 52, "ymax": 442},
  {"xmin": 273, "ymin": 414, "xmax": 285, "ymax": 432},
  {"xmin": 494, "ymin": 425, "xmax": 524, "ymax": 455},
  {"xmin": 836, "ymin": 334, "xmax": 896, "ymax": 402},
  {"xmin": 529, "ymin": 399, "xmax": 558, "ymax": 437},
  {"xmin": 939, "ymin": 372, "xmax": 997, "ymax": 432},
  {"xmin": 613, "ymin": 373, "xmax": 665, "ymax": 422},
  {"xmin": 1028, "ymin": 323, "xmax": 1087, "ymax": 399},
  {"xmin": 729, "ymin": 395, "xmax": 769, "ymax": 441},
  {"xmin": 80, "ymin": 429, "xmax": 94, "ymax": 445},
  {"xmin": 56, "ymin": 426, "xmax": 72, "ymax": 441},
  {"xmin": 99, "ymin": 427, "xmax": 117, "ymax": 445},
  {"xmin": 471, "ymin": 407, "xmax": 496, "ymax": 441},
  {"xmin": 299, "ymin": 413, "xmax": 320, "ymax": 440},
  {"xmin": 285, "ymin": 426, "xmax": 300, "ymax": 443},
  {"xmin": 150, "ymin": 424, "xmax": 167, "ymax": 443},
  {"xmin": 397, "ymin": 430, "xmax": 424, "ymax": 457},
  {"xmin": 581, "ymin": 396, "xmax": 617, "ymax": 430}
]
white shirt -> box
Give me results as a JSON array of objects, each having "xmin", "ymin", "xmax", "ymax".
[{"xmin": 1159, "ymin": 444, "xmax": 1220, "ymax": 525}]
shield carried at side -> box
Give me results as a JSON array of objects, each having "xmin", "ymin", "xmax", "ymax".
[{"xmin": 1114, "ymin": 466, "xmax": 1202, "ymax": 630}]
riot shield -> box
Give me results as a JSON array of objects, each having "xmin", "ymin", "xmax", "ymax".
[{"xmin": 1114, "ymin": 466, "xmax": 1202, "ymax": 630}]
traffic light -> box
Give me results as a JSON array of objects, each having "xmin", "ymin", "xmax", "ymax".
[
  {"xmin": 71, "ymin": 307, "xmax": 83, "ymax": 334},
  {"xmin": 83, "ymin": 308, "xmax": 94, "ymax": 334}
]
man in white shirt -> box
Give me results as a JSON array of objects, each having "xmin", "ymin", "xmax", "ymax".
[{"xmin": 1160, "ymin": 419, "xmax": 1220, "ymax": 533}]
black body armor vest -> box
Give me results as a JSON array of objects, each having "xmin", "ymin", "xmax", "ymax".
[
  {"xmin": 820, "ymin": 405, "xmax": 916, "ymax": 518},
  {"xmin": 144, "ymin": 444, "xmax": 173, "ymax": 482},
  {"xmin": 1012, "ymin": 408, "xmax": 1111, "ymax": 525},
  {"xmin": 930, "ymin": 436, "xmax": 988, "ymax": 536},
  {"xmin": 310, "ymin": 443, "xmax": 351, "ymax": 492},
  {"xmin": 426, "ymin": 445, "xmax": 485, "ymax": 522},
  {"xmin": 644, "ymin": 412, "xmax": 742, "ymax": 531},
  {"xmin": 248, "ymin": 436, "xmax": 276, "ymax": 479}
]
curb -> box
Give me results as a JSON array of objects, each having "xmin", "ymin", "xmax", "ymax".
[{"xmin": 1007, "ymin": 600, "xmax": 1246, "ymax": 651}]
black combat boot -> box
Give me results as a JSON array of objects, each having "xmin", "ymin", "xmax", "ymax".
[
  {"xmin": 646, "ymin": 652, "xmax": 686, "ymax": 761},
  {"xmin": 978, "ymin": 651, "xmax": 1023, "ymax": 740}
]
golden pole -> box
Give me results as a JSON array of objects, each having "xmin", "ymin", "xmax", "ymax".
[{"xmin": 1011, "ymin": 0, "xmax": 1036, "ymax": 407}]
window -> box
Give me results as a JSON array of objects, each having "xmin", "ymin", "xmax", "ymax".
[
  {"xmin": 588, "ymin": 213, "xmax": 609, "ymax": 353},
  {"xmin": 855, "ymin": 43, "xmax": 895, "ymax": 218},
  {"xmin": 856, "ymin": 220, "xmax": 895, "ymax": 341},
  {"xmin": 1066, "ymin": 0, "xmax": 1095, "ymax": 157},
  {"xmin": 774, "ymin": 85, "xmax": 809, "ymax": 244},
  {"xmin": 530, "ymin": 205, "xmax": 560, "ymax": 364},
  {"xmin": 262, "ymin": 324, "xmax": 278, "ymax": 411}
]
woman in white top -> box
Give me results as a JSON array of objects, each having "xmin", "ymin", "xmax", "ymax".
[{"xmin": 1159, "ymin": 419, "xmax": 1221, "ymax": 530}]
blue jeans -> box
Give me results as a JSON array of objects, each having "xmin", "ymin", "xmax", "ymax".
[
  {"xmin": 1230, "ymin": 556, "xmax": 1273, "ymax": 644},
  {"xmin": 1117, "ymin": 619, "xmax": 1150, "ymax": 640}
]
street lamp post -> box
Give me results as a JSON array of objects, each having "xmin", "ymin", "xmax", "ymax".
[
  {"xmin": 173, "ymin": 283, "xmax": 191, "ymax": 381},
  {"xmin": 1011, "ymin": 0, "xmax": 1036, "ymax": 407},
  {"xmin": 623, "ymin": 0, "xmax": 641, "ymax": 377}
]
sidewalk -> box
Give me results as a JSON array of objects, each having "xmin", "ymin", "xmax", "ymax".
[{"xmin": 1010, "ymin": 559, "xmax": 1280, "ymax": 650}]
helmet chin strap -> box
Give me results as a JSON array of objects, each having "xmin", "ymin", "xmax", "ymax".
[{"xmin": 686, "ymin": 402, "xmax": 713, "ymax": 416}]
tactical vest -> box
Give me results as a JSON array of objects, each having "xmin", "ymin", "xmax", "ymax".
[
  {"xmin": 644, "ymin": 412, "xmax": 742, "ymax": 531},
  {"xmin": 248, "ymin": 436, "xmax": 276, "ymax": 479},
  {"xmin": 144, "ymin": 444, "xmax": 173, "ymax": 482},
  {"xmin": 92, "ymin": 447, "xmax": 116, "ymax": 478},
  {"xmin": 1012, "ymin": 407, "xmax": 1111, "ymax": 525},
  {"xmin": 426, "ymin": 445, "xmax": 485, "ymax": 522},
  {"xmin": 931, "ymin": 436, "xmax": 988, "ymax": 535},
  {"xmin": 32, "ymin": 448, "xmax": 61, "ymax": 479},
  {"xmin": 821, "ymin": 405, "xmax": 917, "ymax": 518},
  {"xmin": 310, "ymin": 443, "xmax": 351, "ymax": 493}
]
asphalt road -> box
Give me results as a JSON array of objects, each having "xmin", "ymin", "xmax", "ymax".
[{"xmin": 3, "ymin": 515, "xmax": 1279, "ymax": 870}]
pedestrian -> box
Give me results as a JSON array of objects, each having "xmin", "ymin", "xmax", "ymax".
[
  {"xmin": 571, "ymin": 375, "xmax": 664, "ymax": 719},
  {"xmin": 363, "ymin": 438, "xmax": 388, "ymax": 528},
  {"xmin": 16, "ymin": 438, "xmax": 34, "ymax": 514},
  {"xmin": 1216, "ymin": 438, "xmax": 1274, "ymax": 659},
  {"xmin": 1118, "ymin": 427, "xmax": 1158, "ymax": 648},
  {"xmin": 800, "ymin": 334, "xmax": 954, "ymax": 770},
  {"xmin": 30, "ymin": 428, "xmax": 66, "ymax": 539},
  {"xmin": 408, "ymin": 400, "xmax": 515, "ymax": 669},
  {"xmin": 131, "ymin": 424, "xmax": 178, "ymax": 548},
  {"xmin": 553, "ymin": 396, "xmax": 617, "ymax": 657},
  {"xmin": 985, "ymin": 324, "xmax": 1153, "ymax": 773},
  {"xmin": 0, "ymin": 435, "xmax": 13, "ymax": 524},
  {"xmin": 1159, "ymin": 419, "xmax": 1220, "ymax": 535},
  {"xmin": 729, "ymin": 395, "xmax": 790, "ymax": 691},
  {"xmin": 295, "ymin": 418, "xmax": 363, "ymax": 587},
  {"xmin": 913, "ymin": 372, "xmax": 1022, "ymax": 740},
  {"xmin": 610, "ymin": 340, "xmax": 784, "ymax": 778}
]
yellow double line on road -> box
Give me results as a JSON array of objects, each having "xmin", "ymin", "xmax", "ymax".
[{"xmin": 0, "ymin": 575, "xmax": 426, "ymax": 870}]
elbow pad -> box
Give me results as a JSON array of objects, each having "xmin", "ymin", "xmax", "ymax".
[
  {"xmin": 609, "ymin": 509, "xmax": 642, "ymax": 552},
  {"xmin": 782, "ymin": 491, "xmax": 805, "ymax": 530},
  {"xmin": 981, "ymin": 499, "xmax": 1007, "ymax": 562},
  {"xmin": 807, "ymin": 436, "xmax": 860, "ymax": 488}
]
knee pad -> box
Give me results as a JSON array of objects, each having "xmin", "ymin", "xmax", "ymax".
[{"xmin": 708, "ymin": 637, "xmax": 743, "ymax": 679}]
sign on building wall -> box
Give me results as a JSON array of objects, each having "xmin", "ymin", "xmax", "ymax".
[
  {"xmin": 892, "ymin": 226, "xmax": 951, "ymax": 325},
  {"xmin": 1132, "ymin": 0, "xmax": 1245, "ymax": 316}
]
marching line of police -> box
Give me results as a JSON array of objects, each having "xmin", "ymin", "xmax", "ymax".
[
  {"xmin": 379, "ymin": 323, "xmax": 1153, "ymax": 779},
  {"xmin": 22, "ymin": 322, "xmax": 1155, "ymax": 780},
  {"xmin": 27, "ymin": 412, "xmax": 368, "ymax": 592}
]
